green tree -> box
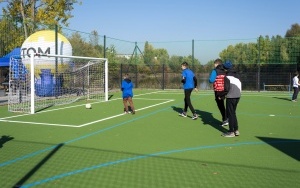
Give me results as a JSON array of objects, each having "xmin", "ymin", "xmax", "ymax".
[
  {"xmin": 106, "ymin": 45, "xmax": 118, "ymax": 64},
  {"xmin": 153, "ymin": 48, "xmax": 169, "ymax": 65},
  {"xmin": 68, "ymin": 32, "xmax": 99, "ymax": 57},
  {"xmin": 257, "ymin": 35, "xmax": 272, "ymax": 64},
  {"xmin": 143, "ymin": 41, "xmax": 155, "ymax": 65},
  {"xmin": 285, "ymin": 23, "xmax": 300, "ymax": 38},
  {"xmin": 1, "ymin": 0, "xmax": 81, "ymax": 38},
  {"xmin": 168, "ymin": 55, "xmax": 183, "ymax": 72},
  {"xmin": 89, "ymin": 30, "xmax": 99, "ymax": 47},
  {"xmin": 268, "ymin": 35, "xmax": 290, "ymax": 63},
  {"xmin": 219, "ymin": 44, "xmax": 235, "ymax": 61},
  {"xmin": 284, "ymin": 24, "xmax": 300, "ymax": 65},
  {"xmin": 0, "ymin": 16, "xmax": 24, "ymax": 55}
]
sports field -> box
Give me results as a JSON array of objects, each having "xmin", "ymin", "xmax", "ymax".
[{"xmin": 0, "ymin": 90, "xmax": 299, "ymax": 188}]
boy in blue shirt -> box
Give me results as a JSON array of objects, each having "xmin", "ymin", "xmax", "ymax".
[
  {"xmin": 179, "ymin": 62, "xmax": 198, "ymax": 120},
  {"xmin": 121, "ymin": 74, "xmax": 135, "ymax": 114}
]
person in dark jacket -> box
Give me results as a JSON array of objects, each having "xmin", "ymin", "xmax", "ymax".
[
  {"xmin": 218, "ymin": 60, "xmax": 242, "ymax": 137},
  {"xmin": 121, "ymin": 74, "xmax": 135, "ymax": 114},
  {"xmin": 209, "ymin": 58, "xmax": 228, "ymax": 126}
]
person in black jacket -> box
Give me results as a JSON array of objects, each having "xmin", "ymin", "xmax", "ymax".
[
  {"xmin": 209, "ymin": 59, "xmax": 228, "ymax": 126},
  {"xmin": 217, "ymin": 60, "xmax": 242, "ymax": 137}
]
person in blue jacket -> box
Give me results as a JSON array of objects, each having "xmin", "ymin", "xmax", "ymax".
[
  {"xmin": 209, "ymin": 58, "xmax": 228, "ymax": 126},
  {"xmin": 121, "ymin": 74, "xmax": 135, "ymax": 114},
  {"xmin": 179, "ymin": 62, "xmax": 198, "ymax": 120}
]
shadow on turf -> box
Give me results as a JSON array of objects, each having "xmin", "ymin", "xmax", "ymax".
[
  {"xmin": 195, "ymin": 109, "xmax": 227, "ymax": 132},
  {"xmin": 13, "ymin": 143, "xmax": 64, "ymax": 188},
  {"xmin": 257, "ymin": 137, "xmax": 300, "ymax": 161},
  {"xmin": 171, "ymin": 106, "xmax": 227, "ymax": 132},
  {"xmin": 0, "ymin": 135, "xmax": 14, "ymax": 148},
  {"xmin": 171, "ymin": 106, "xmax": 183, "ymax": 114},
  {"xmin": 272, "ymin": 97, "xmax": 292, "ymax": 101}
]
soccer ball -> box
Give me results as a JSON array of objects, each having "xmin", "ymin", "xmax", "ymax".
[{"xmin": 85, "ymin": 103, "xmax": 92, "ymax": 109}]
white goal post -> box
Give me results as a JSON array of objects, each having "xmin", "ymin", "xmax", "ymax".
[{"xmin": 8, "ymin": 53, "xmax": 108, "ymax": 114}]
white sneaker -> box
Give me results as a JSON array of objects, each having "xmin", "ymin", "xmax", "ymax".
[
  {"xmin": 220, "ymin": 119, "xmax": 229, "ymax": 126},
  {"xmin": 222, "ymin": 132, "xmax": 235, "ymax": 137},
  {"xmin": 179, "ymin": 112, "xmax": 187, "ymax": 117},
  {"xmin": 234, "ymin": 130, "xmax": 240, "ymax": 136}
]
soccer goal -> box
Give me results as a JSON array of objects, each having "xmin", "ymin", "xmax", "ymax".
[{"xmin": 8, "ymin": 53, "xmax": 108, "ymax": 114}]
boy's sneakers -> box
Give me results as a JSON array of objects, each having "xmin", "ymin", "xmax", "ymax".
[
  {"xmin": 179, "ymin": 112, "xmax": 187, "ymax": 117},
  {"xmin": 124, "ymin": 111, "xmax": 135, "ymax": 114},
  {"xmin": 234, "ymin": 130, "xmax": 240, "ymax": 136},
  {"xmin": 222, "ymin": 132, "xmax": 235, "ymax": 137},
  {"xmin": 192, "ymin": 114, "xmax": 198, "ymax": 120},
  {"xmin": 222, "ymin": 131, "xmax": 240, "ymax": 137},
  {"xmin": 178, "ymin": 112, "xmax": 198, "ymax": 120},
  {"xmin": 220, "ymin": 119, "xmax": 229, "ymax": 126}
]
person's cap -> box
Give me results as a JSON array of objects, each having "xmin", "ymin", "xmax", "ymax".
[{"xmin": 223, "ymin": 60, "xmax": 233, "ymax": 69}]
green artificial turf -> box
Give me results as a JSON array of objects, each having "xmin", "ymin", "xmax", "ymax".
[{"xmin": 0, "ymin": 90, "xmax": 299, "ymax": 188}]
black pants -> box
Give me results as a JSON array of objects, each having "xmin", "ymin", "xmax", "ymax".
[
  {"xmin": 184, "ymin": 88, "xmax": 196, "ymax": 114},
  {"xmin": 292, "ymin": 87, "xmax": 299, "ymax": 100},
  {"xmin": 226, "ymin": 98, "xmax": 240, "ymax": 132},
  {"xmin": 215, "ymin": 93, "xmax": 227, "ymax": 121}
]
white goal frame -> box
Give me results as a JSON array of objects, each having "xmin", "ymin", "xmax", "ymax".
[{"xmin": 8, "ymin": 53, "xmax": 108, "ymax": 114}]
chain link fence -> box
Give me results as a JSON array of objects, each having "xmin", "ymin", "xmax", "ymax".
[{"xmin": 1, "ymin": 16, "xmax": 300, "ymax": 91}]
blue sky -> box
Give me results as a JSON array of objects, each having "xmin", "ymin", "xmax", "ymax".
[
  {"xmin": 1, "ymin": 0, "xmax": 300, "ymax": 63},
  {"xmin": 68, "ymin": 0, "xmax": 300, "ymax": 41}
]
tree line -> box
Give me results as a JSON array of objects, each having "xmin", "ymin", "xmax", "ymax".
[{"xmin": 1, "ymin": 0, "xmax": 300, "ymax": 75}]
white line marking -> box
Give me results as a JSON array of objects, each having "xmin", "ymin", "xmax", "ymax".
[
  {"xmin": 0, "ymin": 98, "xmax": 174, "ymax": 128},
  {"xmin": 134, "ymin": 98, "xmax": 173, "ymax": 100},
  {"xmin": 0, "ymin": 119, "xmax": 75, "ymax": 127},
  {"xmin": 78, "ymin": 99, "xmax": 174, "ymax": 127},
  {"xmin": 0, "ymin": 91, "xmax": 162, "ymax": 120}
]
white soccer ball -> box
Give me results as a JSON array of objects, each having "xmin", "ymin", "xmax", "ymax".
[{"xmin": 85, "ymin": 103, "xmax": 92, "ymax": 109}]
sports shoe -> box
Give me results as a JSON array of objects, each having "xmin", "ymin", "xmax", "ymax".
[
  {"xmin": 220, "ymin": 119, "xmax": 229, "ymax": 126},
  {"xmin": 292, "ymin": 100, "xmax": 297, "ymax": 102},
  {"xmin": 222, "ymin": 132, "xmax": 235, "ymax": 137},
  {"xmin": 124, "ymin": 111, "xmax": 129, "ymax": 114},
  {"xmin": 234, "ymin": 130, "xmax": 240, "ymax": 136},
  {"xmin": 192, "ymin": 114, "xmax": 198, "ymax": 120},
  {"xmin": 179, "ymin": 112, "xmax": 187, "ymax": 117}
]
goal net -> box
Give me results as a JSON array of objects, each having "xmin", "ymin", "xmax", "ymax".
[{"xmin": 8, "ymin": 54, "xmax": 108, "ymax": 114}]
